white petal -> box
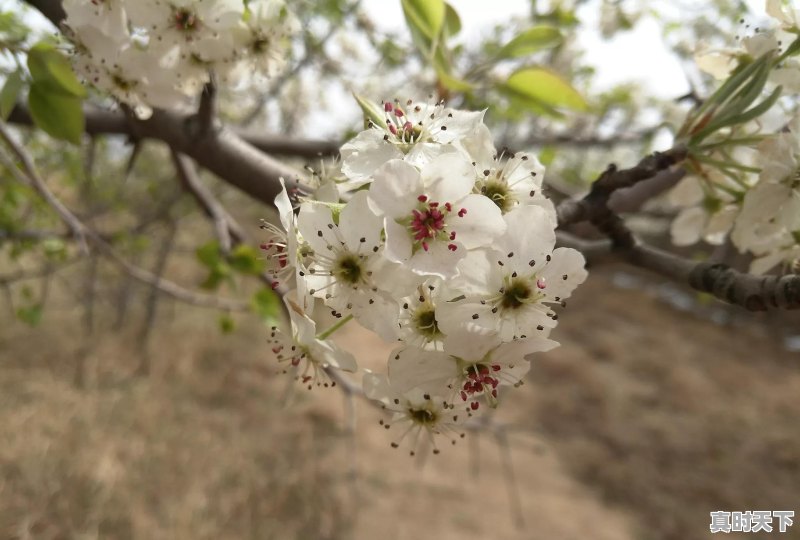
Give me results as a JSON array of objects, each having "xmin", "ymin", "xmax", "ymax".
[
  {"xmin": 538, "ymin": 247, "xmax": 588, "ymax": 302},
  {"xmin": 407, "ymin": 240, "xmax": 465, "ymax": 278},
  {"xmin": 388, "ymin": 346, "xmax": 459, "ymax": 394},
  {"xmin": 420, "ymin": 152, "xmax": 476, "ymax": 203},
  {"xmin": 368, "ymin": 159, "xmax": 422, "ymax": 219},
  {"xmin": 339, "ymin": 191, "xmax": 383, "ymax": 252},
  {"xmin": 341, "ymin": 130, "xmax": 403, "ymax": 183},
  {"xmin": 297, "ymin": 202, "xmax": 339, "ymax": 254},
  {"xmin": 499, "ymin": 205, "xmax": 556, "ymax": 274},
  {"xmin": 383, "ymin": 218, "xmax": 413, "ymax": 264},
  {"xmin": 451, "ymin": 194, "xmax": 507, "ymax": 249},
  {"xmin": 671, "ymin": 206, "xmax": 706, "ymax": 246}
]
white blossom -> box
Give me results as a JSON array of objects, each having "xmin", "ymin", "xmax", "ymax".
[
  {"xmin": 340, "ymin": 98, "xmax": 485, "ymax": 188},
  {"xmin": 363, "ymin": 372, "xmax": 466, "ymax": 455},
  {"xmin": 437, "ymin": 205, "xmax": 587, "ymax": 341},
  {"xmin": 388, "ymin": 333, "xmax": 559, "ymax": 412},
  {"xmin": 368, "ymin": 153, "xmax": 506, "ymax": 278},
  {"xmin": 268, "ymin": 294, "xmax": 358, "ymax": 389}
]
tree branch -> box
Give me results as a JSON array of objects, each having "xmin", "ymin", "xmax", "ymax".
[
  {"xmin": 170, "ymin": 150, "xmax": 247, "ymax": 253},
  {"xmin": 0, "ymin": 120, "xmax": 89, "ymax": 253}
]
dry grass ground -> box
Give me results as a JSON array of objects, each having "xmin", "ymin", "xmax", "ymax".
[{"xmin": 0, "ymin": 259, "xmax": 798, "ymax": 539}]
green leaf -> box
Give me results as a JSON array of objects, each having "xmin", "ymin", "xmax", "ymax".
[
  {"xmin": 353, "ymin": 93, "xmax": 387, "ymax": 129},
  {"xmin": 16, "ymin": 304, "xmax": 43, "ymax": 327},
  {"xmin": 250, "ymin": 288, "xmax": 280, "ymax": 325},
  {"xmin": 0, "ymin": 70, "xmax": 24, "ymax": 120},
  {"xmin": 442, "ymin": 3, "xmax": 461, "ymax": 38},
  {"xmin": 196, "ymin": 241, "xmax": 222, "ymax": 268},
  {"xmin": 435, "ymin": 67, "xmax": 473, "ymax": 92},
  {"xmin": 27, "ymin": 81, "xmax": 84, "ymax": 144},
  {"xmin": 229, "ymin": 244, "xmax": 263, "ymax": 275},
  {"xmin": 498, "ymin": 26, "xmax": 562, "ymax": 58},
  {"xmin": 27, "ymin": 42, "xmax": 86, "ymax": 98},
  {"xmin": 501, "ymin": 67, "xmax": 588, "ymax": 112},
  {"xmin": 401, "ymin": 0, "xmax": 445, "ymax": 41},
  {"xmin": 218, "ymin": 313, "xmax": 235, "ymax": 334},
  {"xmin": 200, "ymin": 267, "xmax": 231, "ymax": 290}
]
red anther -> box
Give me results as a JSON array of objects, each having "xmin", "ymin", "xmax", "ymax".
[
  {"xmin": 458, "ymin": 208, "xmax": 467, "ymax": 217},
  {"xmin": 444, "ymin": 202, "xmax": 452, "ymax": 211},
  {"xmin": 470, "ymin": 401, "xmax": 480, "ymax": 411},
  {"xmin": 301, "ymin": 375, "xmax": 312, "ymax": 382},
  {"xmin": 422, "ymin": 241, "xmax": 429, "ymax": 251},
  {"xmin": 460, "ymin": 391, "xmax": 468, "ymax": 401},
  {"xmin": 271, "ymin": 282, "xmax": 280, "ymax": 289},
  {"xmin": 384, "ymin": 102, "xmax": 393, "ymax": 112},
  {"xmin": 417, "ymin": 194, "xmax": 427, "ymax": 202},
  {"xmin": 260, "ymin": 243, "xmax": 269, "ymax": 250},
  {"xmin": 491, "ymin": 364, "xmax": 501, "ymax": 371},
  {"xmin": 449, "ymin": 232, "xmax": 456, "ymax": 240},
  {"xmin": 536, "ymin": 277, "xmax": 547, "ymax": 289},
  {"xmin": 491, "ymin": 389, "xmax": 497, "ymax": 398},
  {"xmin": 429, "ymin": 202, "xmax": 439, "ymax": 208},
  {"xmin": 271, "ymin": 346, "xmax": 282, "ymax": 354},
  {"xmin": 403, "ymin": 121, "xmax": 413, "ymax": 131},
  {"xmin": 448, "ymin": 244, "xmax": 457, "ymax": 251},
  {"xmin": 394, "ymin": 107, "xmax": 404, "ymax": 117}
]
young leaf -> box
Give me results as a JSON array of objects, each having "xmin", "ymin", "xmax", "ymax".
[
  {"xmin": 401, "ymin": 0, "xmax": 445, "ymax": 41},
  {"xmin": 501, "ymin": 67, "xmax": 588, "ymax": 112},
  {"xmin": 219, "ymin": 313, "xmax": 236, "ymax": 334},
  {"xmin": 353, "ymin": 93, "xmax": 387, "ymax": 129},
  {"xmin": 27, "ymin": 42, "xmax": 87, "ymax": 98},
  {"xmin": 229, "ymin": 244, "xmax": 263, "ymax": 275},
  {"xmin": 498, "ymin": 26, "xmax": 562, "ymax": 58},
  {"xmin": 16, "ymin": 304, "xmax": 43, "ymax": 327},
  {"xmin": 442, "ymin": 3, "xmax": 461, "ymax": 38},
  {"xmin": 196, "ymin": 241, "xmax": 222, "ymax": 268},
  {"xmin": 0, "ymin": 70, "xmax": 24, "ymax": 120},
  {"xmin": 251, "ymin": 288, "xmax": 281, "ymax": 325},
  {"xmin": 27, "ymin": 81, "xmax": 85, "ymax": 144}
]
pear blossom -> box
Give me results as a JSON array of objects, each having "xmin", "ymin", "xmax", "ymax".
[
  {"xmin": 396, "ymin": 279, "xmax": 447, "ymax": 349},
  {"xmin": 388, "ymin": 333, "xmax": 559, "ymax": 412},
  {"xmin": 437, "ymin": 205, "xmax": 587, "ymax": 341},
  {"xmin": 225, "ymin": 0, "xmax": 299, "ymax": 83},
  {"xmin": 268, "ymin": 294, "xmax": 357, "ymax": 389},
  {"xmin": 363, "ymin": 372, "xmax": 466, "ymax": 455},
  {"xmin": 127, "ymin": 0, "xmax": 243, "ymax": 62},
  {"xmin": 368, "ymin": 154, "xmax": 506, "ymax": 278},
  {"xmin": 259, "ymin": 97, "xmax": 587, "ymax": 452},
  {"xmin": 296, "ymin": 191, "xmax": 398, "ymax": 339},
  {"xmin": 668, "ymin": 173, "xmax": 743, "ymax": 247},
  {"xmin": 340, "ymin": 98, "xmax": 485, "ymax": 188},
  {"xmin": 748, "ymin": 231, "xmax": 800, "ymax": 274},
  {"xmin": 466, "ymin": 123, "xmax": 555, "ymax": 217},
  {"xmin": 63, "ymin": 0, "xmax": 129, "ymax": 44}
]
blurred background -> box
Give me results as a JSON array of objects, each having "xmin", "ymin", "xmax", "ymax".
[{"xmin": 1, "ymin": 0, "xmax": 799, "ymax": 539}]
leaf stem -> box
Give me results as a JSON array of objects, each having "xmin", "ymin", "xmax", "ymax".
[{"xmin": 317, "ymin": 314, "xmax": 353, "ymax": 340}]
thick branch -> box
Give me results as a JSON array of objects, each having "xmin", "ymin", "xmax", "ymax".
[
  {"xmin": 556, "ymin": 145, "xmax": 688, "ymax": 227},
  {"xmin": 9, "ymin": 102, "xmax": 339, "ymax": 159}
]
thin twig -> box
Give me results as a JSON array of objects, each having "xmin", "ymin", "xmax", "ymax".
[
  {"xmin": 0, "ymin": 120, "xmax": 89, "ymax": 253},
  {"xmin": 170, "ymin": 149, "xmax": 247, "ymax": 253}
]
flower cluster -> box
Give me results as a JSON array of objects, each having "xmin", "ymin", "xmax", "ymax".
[
  {"xmin": 669, "ymin": 2, "xmax": 800, "ymax": 275},
  {"xmin": 63, "ymin": 0, "xmax": 297, "ymax": 118},
  {"xmin": 265, "ymin": 98, "xmax": 588, "ymax": 454}
]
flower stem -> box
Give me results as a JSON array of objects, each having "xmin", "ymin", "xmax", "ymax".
[{"xmin": 316, "ymin": 314, "xmax": 353, "ymax": 340}]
